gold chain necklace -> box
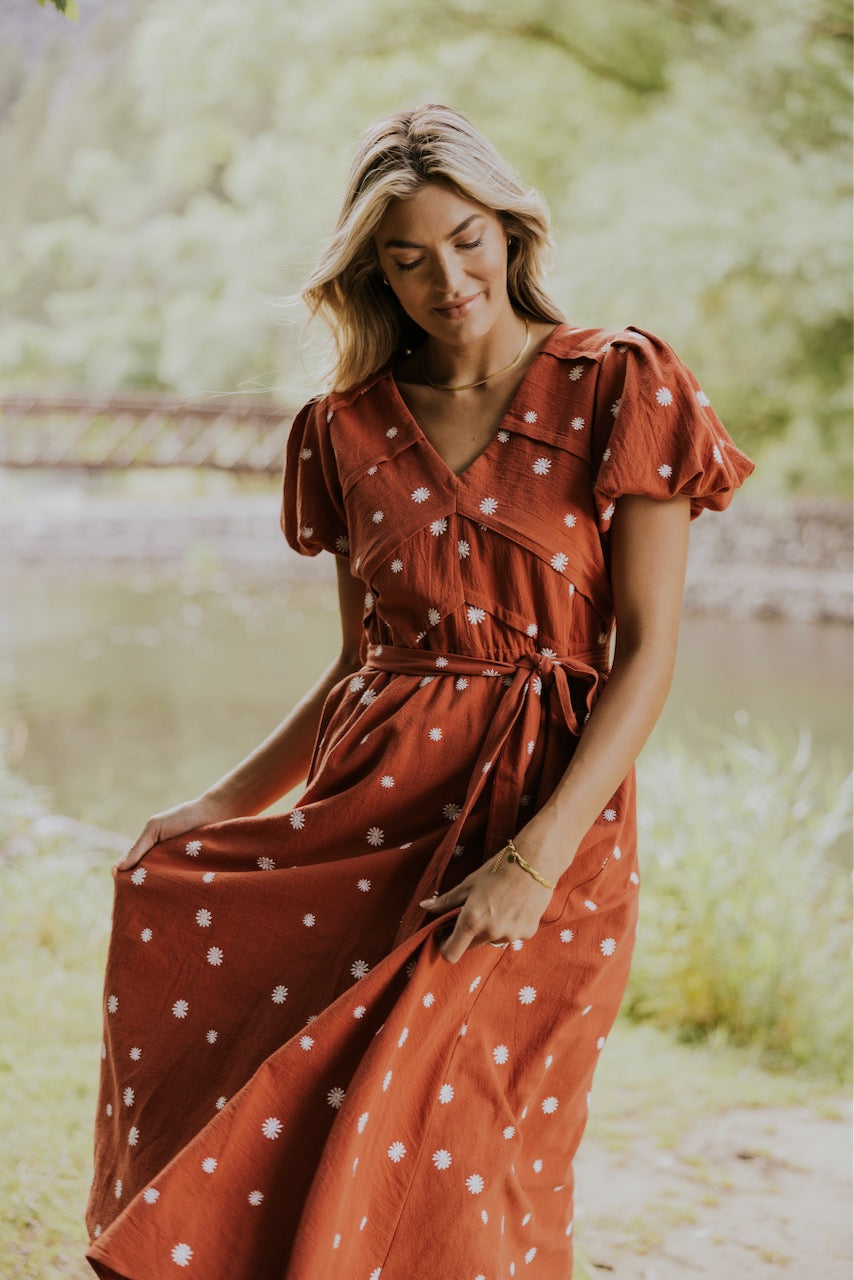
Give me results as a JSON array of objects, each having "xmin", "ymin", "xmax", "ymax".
[{"xmin": 422, "ymin": 318, "xmax": 530, "ymax": 393}]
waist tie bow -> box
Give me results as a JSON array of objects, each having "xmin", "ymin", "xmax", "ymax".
[{"xmin": 363, "ymin": 643, "xmax": 608, "ymax": 948}]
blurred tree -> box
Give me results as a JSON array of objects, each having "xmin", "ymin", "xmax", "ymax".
[
  {"xmin": 34, "ymin": 0, "xmax": 78, "ymax": 19},
  {"xmin": 1, "ymin": 0, "xmax": 850, "ymax": 493}
]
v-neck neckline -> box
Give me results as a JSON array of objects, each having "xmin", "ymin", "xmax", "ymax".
[{"xmin": 382, "ymin": 324, "xmax": 565, "ymax": 485}]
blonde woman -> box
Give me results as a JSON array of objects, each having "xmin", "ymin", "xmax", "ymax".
[{"xmin": 87, "ymin": 104, "xmax": 753, "ymax": 1279}]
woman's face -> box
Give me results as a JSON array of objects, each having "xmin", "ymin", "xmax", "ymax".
[{"xmin": 374, "ymin": 182, "xmax": 513, "ymax": 345}]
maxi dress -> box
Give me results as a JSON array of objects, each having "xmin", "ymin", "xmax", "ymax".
[{"xmin": 86, "ymin": 324, "xmax": 754, "ymax": 1280}]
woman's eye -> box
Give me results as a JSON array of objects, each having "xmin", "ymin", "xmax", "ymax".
[
  {"xmin": 394, "ymin": 259, "xmax": 423, "ymax": 273},
  {"xmin": 458, "ymin": 238, "xmax": 484, "ymax": 251}
]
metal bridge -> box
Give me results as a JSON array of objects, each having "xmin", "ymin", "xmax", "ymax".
[{"xmin": 0, "ymin": 393, "xmax": 294, "ymax": 473}]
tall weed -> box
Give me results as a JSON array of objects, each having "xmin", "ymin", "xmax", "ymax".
[{"xmin": 628, "ymin": 721, "xmax": 852, "ymax": 1079}]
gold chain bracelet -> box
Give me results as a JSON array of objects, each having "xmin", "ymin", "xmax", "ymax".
[{"xmin": 489, "ymin": 837, "xmax": 556, "ymax": 891}]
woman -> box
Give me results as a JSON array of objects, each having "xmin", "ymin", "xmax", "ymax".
[{"xmin": 86, "ymin": 104, "xmax": 754, "ymax": 1278}]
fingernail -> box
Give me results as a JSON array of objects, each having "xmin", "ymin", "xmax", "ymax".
[{"xmin": 419, "ymin": 897, "xmax": 436, "ymax": 907}]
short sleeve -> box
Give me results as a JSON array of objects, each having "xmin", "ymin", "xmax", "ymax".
[
  {"xmin": 591, "ymin": 327, "xmax": 755, "ymax": 528},
  {"xmin": 280, "ymin": 396, "xmax": 350, "ymax": 558}
]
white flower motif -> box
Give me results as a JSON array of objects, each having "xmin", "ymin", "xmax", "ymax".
[
  {"xmin": 256, "ymin": 856, "xmax": 276, "ymax": 871},
  {"xmin": 427, "ymin": 608, "xmax": 441, "ymax": 626},
  {"xmin": 299, "ymin": 446, "xmax": 313, "ymax": 460},
  {"xmin": 216, "ymin": 1095, "xmax": 227, "ymax": 1110},
  {"xmin": 560, "ymin": 928, "xmax": 574, "ymax": 943},
  {"xmin": 466, "ymin": 1173, "xmax": 485, "ymax": 1195},
  {"xmin": 143, "ymin": 1187, "xmax": 159, "ymax": 1204},
  {"xmin": 351, "ymin": 959, "xmax": 370, "ymax": 980},
  {"xmin": 364, "ymin": 591, "xmax": 374, "ymax": 611},
  {"xmin": 524, "ymin": 410, "xmax": 538, "ymax": 423},
  {"xmin": 300, "ymin": 526, "xmax": 314, "ymax": 541},
  {"xmin": 630, "ymin": 871, "xmax": 640, "ymax": 885},
  {"xmin": 262, "ymin": 1116, "xmax": 282, "ymax": 1140},
  {"xmin": 131, "ymin": 867, "xmax": 147, "ymax": 886},
  {"xmin": 114, "ymin": 1178, "xmax": 122, "ymax": 1199},
  {"xmin": 658, "ymin": 463, "xmax": 673, "ymax": 479},
  {"xmin": 206, "ymin": 1030, "xmax": 218, "ymax": 1044},
  {"xmin": 533, "ymin": 1158, "xmax": 543, "ymax": 1173},
  {"xmin": 503, "ymin": 1125, "xmax": 516, "ymax": 1139},
  {"xmin": 466, "ymin": 605, "xmax": 486, "ymax": 625},
  {"xmin": 518, "ymin": 986, "xmax": 537, "ymax": 1005},
  {"xmin": 430, "ymin": 518, "xmax": 448, "ymax": 536},
  {"xmin": 390, "ymin": 558, "xmax": 404, "ymax": 573},
  {"xmin": 479, "ymin": 496, "xmax": 498, "ymax": 515},
  {"xmin": 289, "ymin": 809, "xmax": 305, "ymax": 830},
  {"xmin": 603, "ymin": 807, "xmax": 617, "ymax": 822},
  {"xmin": 359, "ymin": 688, "xmax": 378, "ymax": 706},
  {"xmin": 458, "ymin": 539, "xmax": 470, "ymax": 558},
  {"xmin": 438, "ymin": 1083, "xmax": 454, "ymax": 1103},
  {"xmin": 541, "ymin": 1096, "xmax": 559, "ymax": 1114},
  {"xmin": 613, "ymin": 844, "xmax": 622, "ymax": 860},
  {"xmin": 301, "ymin": 912, "xmax": 316, "ymax": 928},
  {"xmin": 696, "ymin": 389, "xmax": 711, "ymax": 407},
  {"xmin": 171, "ymin": 1244, "xmax": 193, "ymax": 1267},
  {"xmin": 568, "ymin": 364, "xmax": 584, "ymax": 381},
  {"xmin": 195, "ymin": 908, "xmax": 212, "ymax": 927},
  {"xmin": 497, "ymin": 429, "xmax": 510, "ymax": 442},
  {"xmin": 655, "ymin": 386, "xmax": 674, "ymax": 406},
  {"xmin": 601, "ymin": 502, "xmax": 615, "ymax": 524},
  {"xmin": 468, "ymin": 975, "xmax": 481, "ymax": 992},
  {"xmin": 383, "ymin": 1069, "xmax": 393, "ymax": 1092},
  {"xmin": 335, "ymin": 534, "xmax": 349, "ymax": 554},
  {"xmin": 422, "ymin": 991, "xmax": 435, "ymax": 1007},
  {"xmin": 366, "ymin": 827, "xmax": 384, "ymax": 847},
  {"xmin": 411, "ymin": 487, "xmax": 431, "ymax": 503},
  {"xmin": 550, "ymin": 552, "xmax": 569, "ymax": 573},
  {"xmin": 602, "ymin": 447, "xmax": 611, "ymax": 462},
  {"xmin": 532, "ymin": 675, "xmax": 543, "ymax": 695},
  {"xmin": 443, "ymin": 802, "xmax": 462, "ymax": 821},
  {"xmin": 428, "ymin": 726, "xmax": 443, "ymax": 741},
  {"xmin": 600, "ymin": 937, "xmax": 617, "ymax": 956},
  {"xmin": 107, "ymin": 994, "xmax": 118, "ymax": 1013},
  {"xmin": 455, "ymin": 677, "xmax": 469, "ymax": 691},
  {"xmin": 356, "ymin": 879, "xmax": 373, "ymax": 895},
  {"xmin": 201, "ymin": 1156, "xmax": 217, "ymax": 1174},
  {"xmin": 172, "ymin": 999, "xmax": 188, "ymax": 1018},
  {"xmin": 140, "ymin": 927, "xmax": 152, "ymax": 942},
  {"xmin": 380, "ymin": 774, "xmax": 395, "ymax": 790},
  {"xmin": 434, "ymin": 655, "xmax": 449, "ymax": 668},
  {"xmin": 387, "ymin": 1140, "xmax": 406, "ymax": 1162},
  {"xmin": 185, "ymin": 840, "xmax": 202, "ymax": 858},
  {"xmin": 432, "ymin": 1148, "xmax": 452, "ymax": 1170},
  {"xmin": 299, "ymin": 1035, "xmax": 314, "ymax": 1051},
  {"xmin": 248, "ymin": 1190, "xmax": 264, "ymax": 1206},
  {"xmin": 357, "ymin": 1111, "xmax": 370, "ymax": 1134},
  {"xmin": 526, "ymin": 622, "xmax": 538, "ymax": 637},
  {"xmin": 271, "ymin": 985, "xmax": 288, "ymax": 1004},
  {"xmin": 372, "ymin": 510, "xmax": 384, "ymax": 523},
  {"xmin": 129, "ymin": 1046, "xmax": 141, "ymax": 1061},
  {"xmin": 386, "ymin": 426, "xmax": 398, "ymax": 438},
  {"xmin": 584, "ymin": 899, "xmax": 598, "ymax": 912},
  {"xmin": 532, "ymin": 456, "xmax": 551, "ymax": 475},
  {"xmin": 353, "ymin": 1004, "xmax": 366, "ymax": 1019},
  {"xmin": 713, "ymin": 444, "xmax": 723, "ymax": 464},
  {"xmin": 123, "ymin": 1086, "xmax": 135, "ymax": 1107},
  {"xmin": 571, "ymin": 416, "xmax": 585, "ymax": 431},
  {"xmin": 525, "ymin": 1247, "xmax": 538, "ymax": 1263},
  {"xmin": 206, "ymin": 946, "xmax": 223, "ymax": 966},
  {"xmin": 493, "ymin": 1044, "xmax": 509, "ymax": 1065},
  {"xmin": 610, "ymin": 398, "xmax": 621, "ymax": 418},
  {"xmin": 398, "ymin": 1027, "xmax": 409, "ymax": 1046},
  {"xmin": 597, "ymin": 1036, "xmax": 607, "ymax": 1050}
]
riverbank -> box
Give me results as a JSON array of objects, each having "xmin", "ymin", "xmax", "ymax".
[{"xmin": 1, "ymin": 488, "xmax": 851, "ymax": 622}]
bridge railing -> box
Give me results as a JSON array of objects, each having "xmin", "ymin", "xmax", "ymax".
[{"xmin": 0, "ymin": 393, "xmax": 294, "ymax": 472}]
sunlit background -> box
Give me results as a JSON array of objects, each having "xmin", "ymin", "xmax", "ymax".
[{"xmin": 1, "ymin": 2, "xmax": 851, "ymax": 1278}]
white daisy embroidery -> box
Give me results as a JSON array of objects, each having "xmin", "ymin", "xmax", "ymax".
[
  {"xmin": 398, "ymin": 1027, "xmax": 409, "ymax": 1046},
  {"xmin": 432, "ymin": 1149, "xmax": 452, "ymax": 1170},
  {"xmin": 271, "ymin": 985, "xmax": 288, "ymax": 1003},
  {"xmin": 435, "ymin": 655, "xmax": 449, "ymax": 667},
  {"xmin": 262, "ymin": 1117, "xmax": 283, "ymax": 1139},
  {"xmin": 524, "ymin": 410, "xmax": 538, "ymax": 423},
  {"xmin": 390, "ymin": 558, "xmax": 403, "ymax": 573},
  {"xmin": 206, "ymin": 1030, "xmax": 217, "ymax": 1044},
  {"xmin": 560, "ymin": 929, "xmax": 574, "ymax": 943},
  {"xmin": 123, "ymin": 1087, "xmax": 135, "ymax": 1107},
  {"xmin": 366, "ymin": 827, "xmax": 384, "ymax": 847},
  {"xmin": 328, "ymin": 1086, "xmax": 346, "ymax": 1108},
  {"xmin": 351, "ymin": 959, "xmax": 370, "ymax": 980},
  {"xmin": 655, "ymin": 386, "xmax": 674, "ymax": 406},
  {"xmin": 603, "ymin": 807, "xmax": 617, "ymax": 821},
  {"xmin": 658, "ymin": 463, "xmax": 673, "ymax": 479},
  {"xmin": 696, "ymin": 389, "xmax": 711, "ymax": 406},
  {"xmin": 427, "ymin": 608, "xmax": 441, "ymax": 626},
  {"xmin": 533, "ymin": 1159, "xmax": 543, "ymax": 1173},
  {"xmin": 131, "ymin": 867, "xmax": 147, "ymax": 885},
  {"xmin": 143, "ymin": 1187, "xmax": 159, "ymax": 1204},
  {"xmin": 443, "ymin": 802, "xmax": 462, "ymax": 821},
  {"xmin": 601, "ymin": 502, "xmax": 615, "ymax": 524},
  {"xmin": 610, "ymin": 398, "xmax": 621, "ymax": 418},
  {"xmin": 466, "ymin": 1173, "xmax": 485, "ymax": 1195},
  {"xmin": 216, "ymin": 1096, "xmax": 227, "ymax": 1110},
  {"xmin": 713, "ymin": 444, "xmax": 723, "ymax": 464},
  {"xmin": 129, "ymin": 1047, "xmax": 142, "ymax": 1061},
  {"xmin": 206, "ymin": 947, "xmax": 223, "ymax": 966},
  {"xmin": 602, "ymin": 447, "xmax": 611, "ymax": 462},
  {"xmin": 584, "ymin": 900, "xmax": 598, "ymax": 912},
  {"xmin": 438, "ymin": 1083, "xmax": 454, "ymax": 1104},
  {"xmin": 600, "ymin": 937, "xmax": 617, "ymax": 956},
  {"xmin": 503, "ymin": 1125, "xmax": 516, "ymax": 1139},
  {"xmin": 201, "ymin": 1157, "xmax": 217, "ymax": 1174},
  {"xmin": 171, "ymin": 1244, "xmax": 193, "ymax": 1267},
  {"xmin": 300, "ymin": 526, "xmax": 314, "ymax": 541},
  {"xmin": 383, "ymin": 1070, "xmax": 393, "ymax": 1091},
  {"xmin": 571, "ymin": 416, "xmax": 585, "ymax": 431},
  {"xmin": 630, "ymin": 871, "xmax": 640, "ymax": 885},
  {"xmin": 457, "ymin": 539, "xmax": 470, "ymax": 558},
  {"xmin": 140, "ymin": 927, "xmax": 152, "ymax": 942},
  {"xmin": 542, "ymin": 1096, "xmax": 559, "ymax": 1114},
  {"xmin": 493, "ymin": 1045, "xmax": 509, "ymax": 1065},
  {"xmin": 380, "ymin": 774, "xmax": 395, "ymax": 789},
  {"xmin": 525, "ymin": 1247, "xmax": 538, "ymax": 1263},
  {"xmin": 550, "ymin": 552, "xmax": 569, "ymax": 573},
  {"xmin": 302, "ymin": 913, "xmax": 316, "ymax": 927},
  {"xmin": 568, "ymin": 364, "xmax": 584, "ymax": 381},
  {"xmin": 386, "ymin": 426, "xmax": 398, "ymax": 438},
  {"xmin": 172, "ymin": 999, "xmax": 188, "ymax": 1018},
  {"xmin": 387, "ymin": 1140, "xmax": 406, "ymax": 1162},
  {"xmin": 469, "ymin": 975, "xmax": 481, "ymax": 992},
  {"xmin": 299, "ymin": 446, "xmax": 313, "ymax": 460},
  {"xmin": 430, "ymin": 518, "xmax": 448, "ymax": 536},
  {"xmin": 466, "ymin": 605, "xmax": 486, "ymax": 625},
  {"xmin": 248, "ymin": 1190, "xmax": 264, "ymax": 1206},
  {"xmin": 597, "ymin": 1036, "xmax": 607, "ymax": 1050},
  {"xmin": 353, "ymin": 1004, "xmax": 366, "ymax": 1019},
  {"xmin": 372, "ymin": 511, "xmax": 384, "ymax": 525},
  {"xmin": 299, "ymin": 1035, "xmax": 314, "ymax": 1051},
  {"xmin": 289, "ymin": 809, "xmax": 305, "ymax": 830},
  {"xmin": 479, "ymin": 496, "xmax": 498, "ymax": 515},
  {"xmin": 357, "ymin": 1111, "xmax": 370, "ymax": 1133},
  {"xmin": 518, "ymin": 986, "xmax": 537, "ymax": 1005},
  {"xmin": 532, "ymin": 457, "xmax": 551, "ymax": 475},
  {"xmin": 364, "ymin": 591, "xmax": 374, "ymax": 611},
  {"xmin": 114, "ymin": 1179, "xmax": 122, "ymax": 1198},
  {"xmin": 422, "ymin": 991, "xmax": 435, "ymax": 1007},
  {"xmin": 411, "ymin": 487, "xmax": 431, "ymax": 503},
  {"xmin": 497, "ymin": 429, "xmax": 510, "ymax": 443},
  {"xmin": 185, "ymin": 840, "xmax": 201, "ymax": 857},
  {"xmin": 455, "ymin": 677, "xmax": 468, "ymax": 691},
  {"xmin": 201, "ymin": 871, "xmax": 215, "ymax": 884},
  {"xmin": 256, "ymin": 856, "xmax": 276, "ymax": 871},
  {"xmin": 357, "ymin": 878, "xmax": 372, "ymax": 892},
  {"xmin": 526, "ymin": 622, "xmax": 538, "ymax": 637},
  {"xmin": 359, "ymin": 688, "xmax": 378, "ymax": 706},
  {"xmin": 335, "ymin": 534, "xmax": 349, "ymax": 554},
  {"xmin": 428, "ymin": 727, "xmax": 443, "ymax": 741},
  {"xmin": 195, "ymin": 908, "xmax": 211, "ymax": 927}
]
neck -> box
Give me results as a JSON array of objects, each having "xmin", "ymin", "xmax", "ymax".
[{"xmin": 422, "ymin": 312, "xmax": 530, "ymax": 393}]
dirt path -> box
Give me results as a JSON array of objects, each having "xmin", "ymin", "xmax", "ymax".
[{"xmin": 574, "ymin": 1096, "xmax": 852, "ymax": 1277}]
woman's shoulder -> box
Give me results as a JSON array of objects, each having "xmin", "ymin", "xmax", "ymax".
[{"xmin": 541, "ymin": 321, "xmax": 666, "ymax": 364}]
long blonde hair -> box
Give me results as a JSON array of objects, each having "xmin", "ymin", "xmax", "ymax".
[{"xmin": 302, "ymin": 104, "xmax": 565, "ymax": 392}]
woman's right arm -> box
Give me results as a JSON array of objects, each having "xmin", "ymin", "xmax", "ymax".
[{"xmin": 116, "ymin": 558, "xmax": 365, "ymax": 870}]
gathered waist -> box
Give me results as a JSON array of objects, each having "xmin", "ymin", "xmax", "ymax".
[{"xmin": 364, "ymin": 642, "xmax": 609, "ymax": 681}]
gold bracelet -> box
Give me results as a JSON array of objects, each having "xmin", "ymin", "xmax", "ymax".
[{"xmin": 489, "ymin": 837, "xmax": 556, "ymax": 891}]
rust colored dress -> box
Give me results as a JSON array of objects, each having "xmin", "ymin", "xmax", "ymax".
[{"xmin": 86, "ymin": 325, "xmax": 754, "ymax": 1279}]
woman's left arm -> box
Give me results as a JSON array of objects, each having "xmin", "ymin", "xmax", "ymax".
[{"xmin": 426, "ymin": 492, "xmax": 691, "ymax": 962}]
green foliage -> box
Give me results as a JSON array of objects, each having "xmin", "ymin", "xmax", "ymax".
[
  {"xmin": 2, "ymin": 0, "xmax": 851, "ymax": 491},
  {"xmin": 34, "ymin": 0, "xmax": 78, "ymax": 20},
  {"xmin": 629, "ymin": 723, "xmax": 853, "ymax": 1079}
]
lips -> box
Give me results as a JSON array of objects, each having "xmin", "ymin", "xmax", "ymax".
[{"xmin": 433, "ymin": 294, "xmax": 480, "ymax": 320}]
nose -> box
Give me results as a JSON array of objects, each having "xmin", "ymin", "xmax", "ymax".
[{"xmin": 431, "ymin": 249, "xmax": 465, "ymax": 295}]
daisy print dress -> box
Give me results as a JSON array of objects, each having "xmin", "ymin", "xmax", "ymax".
[{"xmin": 86, "ymin": 325, "xmax": 754, "ymax": 1279}]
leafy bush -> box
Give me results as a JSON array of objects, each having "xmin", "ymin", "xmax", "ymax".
[{"xmin": 628, "ymin": 722, "xmax": 853, "ymax": 1079}]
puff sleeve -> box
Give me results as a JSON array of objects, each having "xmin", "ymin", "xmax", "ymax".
[
  {"xmin": 280, "ymin": 396, "xmax": 350, "ymax": 558},
  {"xmin": 591, "ymin": 327, "xmax": 754, "ymax": 528}
]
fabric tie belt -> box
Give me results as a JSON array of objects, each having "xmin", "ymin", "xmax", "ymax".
[{"xmin": 363, "ymin": 643, "xmax": 609, "ymax": 947}]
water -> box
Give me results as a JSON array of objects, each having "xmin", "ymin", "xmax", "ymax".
[{"xmin": 1, "ymin": 570, "xmax": 850, "ymax": 839}]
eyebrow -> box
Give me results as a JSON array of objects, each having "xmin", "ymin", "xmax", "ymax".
[{"xmin": 383, "ymin": 213, "xmax": 482, "ymax": 250}]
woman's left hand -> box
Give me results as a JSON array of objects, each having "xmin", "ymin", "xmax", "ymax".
[{"xmin": 420, "ymin": 823, "xmax": 566, "ymax": 963}]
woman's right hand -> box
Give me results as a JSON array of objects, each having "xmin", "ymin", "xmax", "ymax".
[{"xmin": 115, "ymin": 794, "xmax": 237, "ymax": 872}]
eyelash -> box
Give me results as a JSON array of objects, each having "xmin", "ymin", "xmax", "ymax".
[{"xmin": 395, "ymin": 238, "xmax": 484, "ymax": 272}]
